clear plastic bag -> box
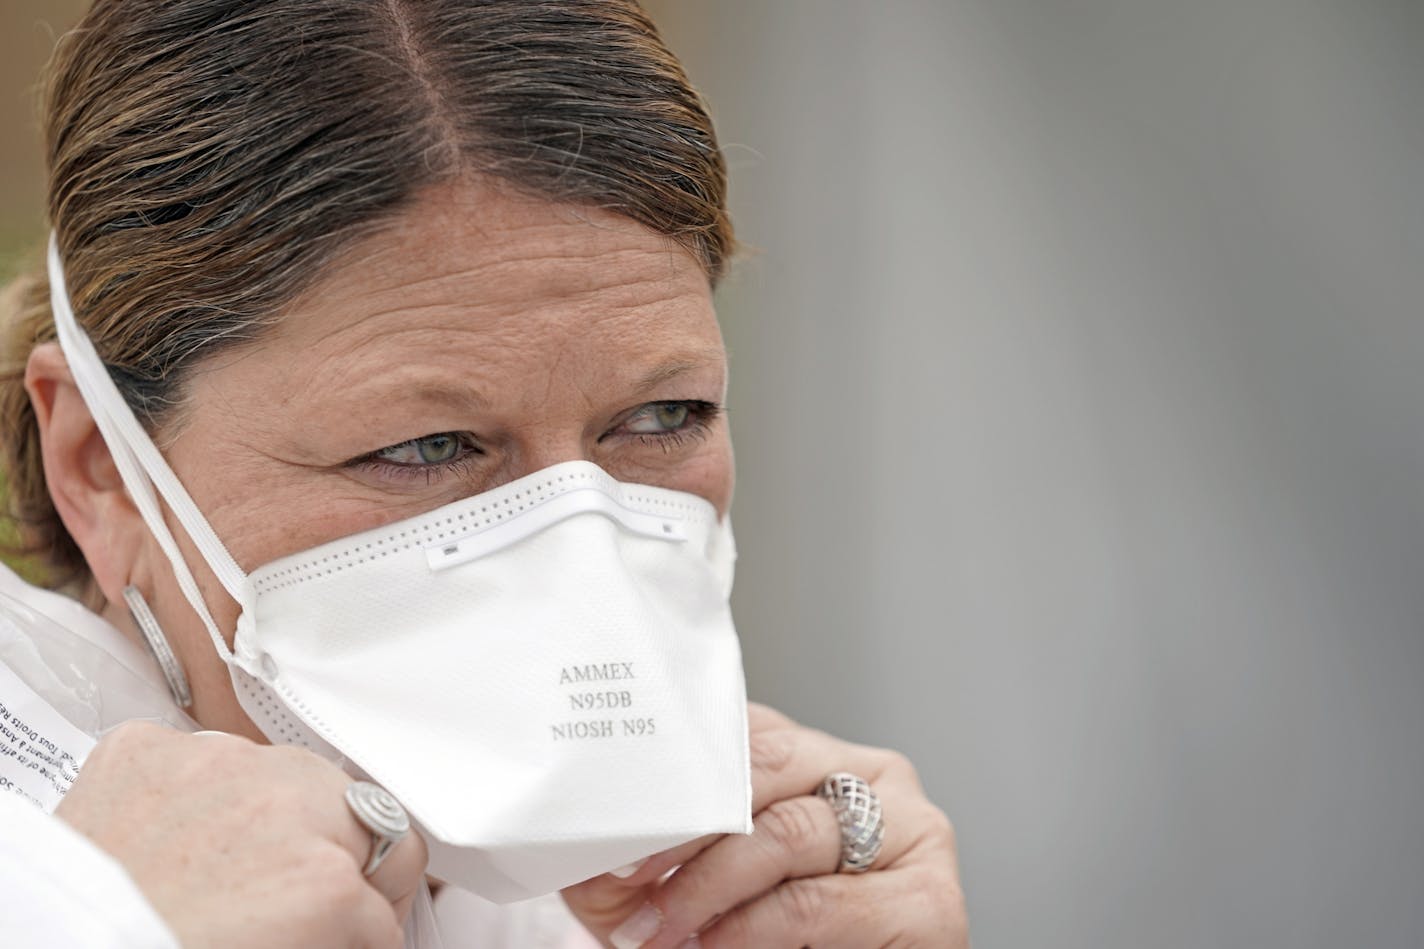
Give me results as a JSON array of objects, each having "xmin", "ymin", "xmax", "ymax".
[
  {"xmin": 0, "ymin": 586, "xmax": 195, "ymax": 739},
  {"xmin": 1, "ymin": 583, "xmax": 444, "ymax": 947},
  {"xmin": 405, "ymin": 879, "xmax": 447, "ymax": 949}
]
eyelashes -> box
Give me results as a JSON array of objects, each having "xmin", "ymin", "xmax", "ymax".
[
  {"xmin": 613, "ymin": 399, "xmax": 721, "ymax": 452},
  {"xmin": 345, "ymin": 399, "xmax": 722, "ymax": 482},
  {"xmin": 346, "ymin": 433, "xmax": 483, "ymax": 484}
]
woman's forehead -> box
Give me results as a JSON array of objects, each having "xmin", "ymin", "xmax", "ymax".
[
  {"xmin": 293, "ymin": 180, "xmax": 710, "ymax": 316},
  {"xmin": 206, "ymin": 180, "xmax": 726, "ymax": 406}
]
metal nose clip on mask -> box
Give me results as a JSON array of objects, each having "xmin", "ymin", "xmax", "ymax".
[{"xmin": 47, "ymin": 235, "xmax": 753, "ymax": 901}]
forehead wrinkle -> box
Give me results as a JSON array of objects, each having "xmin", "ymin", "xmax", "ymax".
[
  {"xmin": 291, "ymin": 299, "xmax": 492, "ymax": 350},
  {"xmin": 288, "ymin": 254, "xmax": 689, "ymax": 356},
  {"xmin": 265, "ymin": 258, "xmax": 720, "ymax": 408},
  {"xmin": 283, "ymin": 332, "xmax": 508, "ymax": 413},
  {"xmin": 301, "ymin": 317, "xmax": 535, "ymax": 363},
  {"xmin": 314, "ymin": 237, "xmax": 689, "ymax": 316},
  {"xmin": 291, "ymin": 282, "xmax": 706, "ymax": 379},
  {"xmin": 227, "ymin": 180, "xmax": 721, "ymax": 431}
]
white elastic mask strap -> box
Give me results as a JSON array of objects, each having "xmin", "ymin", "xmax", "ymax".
[{"xmin": 47, "ymin": 234, "xmax": 245, "ymax": 661}]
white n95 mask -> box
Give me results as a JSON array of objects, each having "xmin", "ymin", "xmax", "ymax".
[{"xmin": 47, "ymin": 235, "xmax": 753, "ymax": 902}]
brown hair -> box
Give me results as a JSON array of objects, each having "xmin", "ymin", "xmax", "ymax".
[{"xmin": 0, "ymin": 0, "xmax": 731, "ymax": 584}]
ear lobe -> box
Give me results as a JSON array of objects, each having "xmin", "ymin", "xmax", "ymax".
[{"xmin": 24, "ymin": 341, "xmax": 146, "ymax": 600}]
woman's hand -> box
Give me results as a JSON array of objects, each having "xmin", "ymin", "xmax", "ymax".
[
  {"xmin": 55, "ymin": 722, "xmax": 428, "ymax": 949},
  {"xmin": 562, "ymin": 703, "xmax": 968, "ymax": 948}
]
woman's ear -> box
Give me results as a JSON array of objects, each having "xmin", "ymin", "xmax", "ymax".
[{"xmin": 24, "ymin": 341, "xmax": 148, "ymax": 604}]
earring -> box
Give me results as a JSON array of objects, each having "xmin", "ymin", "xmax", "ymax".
[{"xmin": 122, "ymin": 585, "xmax": 193, "ymax": 709}]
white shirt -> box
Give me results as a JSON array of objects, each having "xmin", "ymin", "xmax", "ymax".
[
  {"xmin": 0, "ymin": 565, "xmax": 597, "ymax": 948},
  {"xmin": 0, "ymin": 789, "xmax": 180, "ymax": 948}
]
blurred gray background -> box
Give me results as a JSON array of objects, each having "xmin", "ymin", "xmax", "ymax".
[
  {"xmin": 4, "ymin": 1, "xmax": 1422, "ymax": 946},
  {"xmin": 644, "ymin": 2, "xmax": 1424, "ymax": 947}
]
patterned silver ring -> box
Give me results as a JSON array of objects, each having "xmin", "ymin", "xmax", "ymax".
[
  {"xmin": 817, "ymin": 771, "xmax": 885, "ymax": 873},
  {"xmin": 344, "ymin": 781, "xmax": 411, "ymax": 877}
]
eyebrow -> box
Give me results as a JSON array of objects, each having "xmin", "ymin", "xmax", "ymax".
[
  {"xmin": 391, "ymin": 381, "xmax": 489, "ymax": 412},
  {"xmin": 629, "ymin": 351, "xmax": 726, "ymax": 396},
  {"xmin": 336, "ymin": 349, "xmax": 724, "ymax": 413}
]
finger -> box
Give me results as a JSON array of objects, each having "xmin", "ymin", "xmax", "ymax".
[
  {"xmin": 596, "ymin": 833, "xmax": 720, "ymax": 888},
  {"xmin": 568, "ymin": 830, "xmax": 753, "ymax": 940},
  {"xmin": 244, "ymin": 748, "xmax": 424, "ymax": 910},
  {"xmin": 329, "ymin": 782, "xmax": 429, "ymax": 907},
  {"xmin": 746, "ymin": 716, "xmax": 912, "ymax": 815},
  {"xmin": 695, "ymin": 868, "xmax": 928, "ymax": 949},
  {"xmin": 630, "ymin": 780, "xmax": 928, "ymax": 949},
  {"xmin": 815, "ymin": 776, "xmax": 942, "ymax": 872},
  {"xmin": 562, "ymin": 870, "xmax": 653, "ymax": 942},
  {"xmin": 597, "ymin": 716, "xmax": 918, "ymax": 892},
  {"xmin": 627, "ymin": 795, "xmax": 840, "ymax": 949},
  {"xmin": 746, "ymin": 701, "xmax": 795, "ymax": 731},
  {"xmin": 390, "ymin": 885, "xmax": 419, "ymax": 928},
  {"xmin": 363, "ymin": 827, "xmax": 430, "ymax": 910},
  {"xmin": 347, "ymin": 881, "xmax": 405, "ymax": 949},
  {"xmin": 565, "ymin": 834, "xmax": 724, "ymax": 941}
]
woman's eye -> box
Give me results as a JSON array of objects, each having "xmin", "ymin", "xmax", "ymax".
[
  {"xmin": 625, "ymin": 402, "xmax": 692, "ymax": 434},
  {"xmin": 374, "ymin": 433, "xmax": 466, "ymax": 466},
  {"xmin": 608, "ymin": 400, "xmax": 720, "ymax": 450},
  {"xmin": 343, "ymin": 431, "xmax": 482, "ymax": 485}
]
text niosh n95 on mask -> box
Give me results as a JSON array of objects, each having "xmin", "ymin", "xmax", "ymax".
[{"xmin": 46, "ymin": 234, "xmax": 753, "ymax": 903}]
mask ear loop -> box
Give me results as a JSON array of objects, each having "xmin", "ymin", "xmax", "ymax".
[{"xmin": 46, "ymin": 233, "xmax": 249, "ymax": 667}]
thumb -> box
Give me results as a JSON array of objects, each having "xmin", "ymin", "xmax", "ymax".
[{"xmin": 561, "ymin": 864, "xmax": 657, "ymax": 941}]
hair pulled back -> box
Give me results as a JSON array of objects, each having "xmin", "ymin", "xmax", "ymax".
[{"xmin": 0, "ymin": 0, "xmax": 731, "ymax": 583}]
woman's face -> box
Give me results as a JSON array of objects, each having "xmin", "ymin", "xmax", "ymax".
[{"xmin": 119, "ymin": 179, "xmax": 733, "ymax": 733}]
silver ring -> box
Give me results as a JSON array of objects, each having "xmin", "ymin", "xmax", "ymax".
[
  {"xmin": 344, "ymin": 781, "xmax": 410, "ymax": 877},
  {"xmin": 817, "ymin": 771, "xmax": 885, "ymax": 873}
]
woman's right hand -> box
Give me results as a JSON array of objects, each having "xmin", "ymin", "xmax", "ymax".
[{"xmin": 54, "ymin": 722, "xmax": 427, "ymax": 949}]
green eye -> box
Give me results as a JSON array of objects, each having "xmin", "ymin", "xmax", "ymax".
[
  {"xmin": 626, "ymin": 401, "xmax": 696, "ymax": 434},
  {"xmin": 415, "ymin": 434, "xmax": 459, "ymax": 463},
  {"xmin": 374, "ymin": 433, "xmax": 467, "ymax": 466},
  {"xmin": 654, "ymin": 403, "xmax": 689, "ymax": 429}
]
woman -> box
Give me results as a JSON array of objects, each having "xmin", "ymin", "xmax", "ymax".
[{"xmin": 0, "ymin": 1, "xmax": 967, "ymax": 946}]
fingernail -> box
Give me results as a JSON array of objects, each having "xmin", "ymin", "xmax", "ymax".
[
  {"xmin": 680, "ymin": 936, "xmax": 701, "ymax": 948},
  {"xmin": 609, "ymin": 858, "xmax": 647, "ymax": 879},
  {"xmin": 609, "ymin": 902, "xmax": 661, "ymax": 949}
]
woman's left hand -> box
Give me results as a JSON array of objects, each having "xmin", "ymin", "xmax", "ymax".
[{"xmin": 561, "ymin": 702, "xmax": 968, "ymax": 948}]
